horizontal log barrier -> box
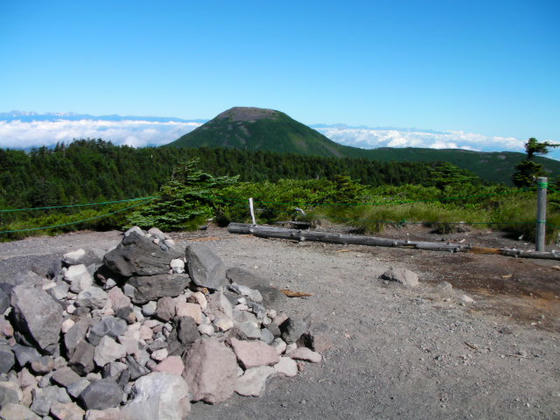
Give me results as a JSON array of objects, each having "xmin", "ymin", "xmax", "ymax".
[{"xmin": 227, "ymin": 223, "xmax": 560, "ymax": 261}]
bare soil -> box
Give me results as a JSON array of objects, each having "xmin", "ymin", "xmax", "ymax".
[{"xmin": 1, "ymin": 226, "xmax": 559, "ymax": 419}]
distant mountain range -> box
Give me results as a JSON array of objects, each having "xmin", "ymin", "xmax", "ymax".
[{"xmin": 168, "ymin": 107, "xmax": 560, "ymax": 185}]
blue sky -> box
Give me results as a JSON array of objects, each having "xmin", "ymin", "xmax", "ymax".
[{"xmin": 1, "ymin": 1, "xmax": 559, "ymax": 156}]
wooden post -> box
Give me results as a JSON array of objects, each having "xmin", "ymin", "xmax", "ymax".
[
  {"xmin": 249, "ymin": 198, "xmax": 256, "ymax": 226},
  {"xmin": 536, "ymin": 177, "xmax": 548, "ymax": 251}
]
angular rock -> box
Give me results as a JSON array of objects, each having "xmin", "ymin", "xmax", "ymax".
[
  {"xmin": 12, "ymin": 344, "xmax": 41, "ymax": 368},
  {"xmin": 63, "ymin": 249, "xmax": 103, "ymax": 267},
  {"xmin": 273, "ymin": 356, "xmax": 298, "ymax": 377},
  {"xmin": 150, "ymin": 348, "xmax": 168, "ymax": 361},
  {"xmin": 103, "ymin": 231, "xmax": 183, "ymax": 278},
  {"xmin": 0, "ymin": 318, "xmax": 13, "ymax": 338},
  {"xmin": 69, "ymin": 341, "xmax": 95, "ymax": 376},
  {"xmin": 141, "ymin": 301, "xmax": 156, "ymax": 317},
  {"xmin": 175, "ymin": 302, "xmax": 202, "ymax": 324},
  {"xmin": 0, "ymin": 381, "xmax": 22, "ymax": 408},
  {"xmin": 207, "ymin": 291, "xmax": 233, "ymax": 320},
  {"xmin": 155, "ymin": 297, "xmax": 175, "ymax": 322},
  {"xmin": 234, "ymin": 366, "xmax": 275, "ymax": 397},
  {"xmin": 66, "ymin": 379, "xmax": 90, "ymax": 399},
  {"xmin": 0, "ymin": 344, "xmax": 15, "ymax": 373},
  {"xmin": 94, "ymin": 336, "xmax": 126, "ymax": 368},
  {"xmin": 188, "ymin": 291, "xmax": 207, "ymax": 311},
  {"xmin": 288, "ymin": 347, "xmax": 322, "ymax": 363},
  {"xmin": 176, "ymin": 317, "xmax": 200, "ymax": 346},
  {"xmin": 64, "ymin": 265, "xmax": 93, "ymax": 293},
  {"xmin": 280, "ymin": 317, "xmax": 310, "ymax": 344},
  {"xmin": 107, "ymin": 287, "xmax": 131, "ymax": 313},
  {"xmin": 0, "ymin": 403, "xmax": 40, "ymax": 420},
  {"xmin": 30, "ymin": 355, "xmax": 55, "ymax": 374},
  {"xmin": 79, "ymin": 379, "xmax": 123, "ymax": 411},
  {"xmin": 102, "ymin": 362, "xmax": 127, "ymax": 379},
  {"xmin": 186, "ymin": 244, "xmax": 226, "ymax": 290},
  {"xmin": 64, "ymin": 318, "xmax": 92, "ymax": 355},
  {"xmin": 50, "ymin": 401, "xmax": 85, "ymax": 420},
  {"xmin": 0, "ymin": 287, "xmax": 10, "ymax": 314},
  {"xmin": 153, "ymin": 356, "xmax": 184, "ymax": 376},
  {"xmin": 51, "ymin": 367, "xmax": 82, "ymax": 388},
  {"xmin": 230, "ymin": 338, "xmax": 280, "ymax": 369},
  {"xmin": 31, "ymin": 386, "xmax": 71, "ymax": 416},
  {"xmin": 122, "ymin": 372, "xmax": 190, "ymax": 420},
  {"xmin": 10, "ymin": 284, "xmax": 63, "ymax": 353},
  {"xmin": 272, "ymin": 338, "xmax": 287, "ymax": 355},
  {"xmin": 76, "ymin": 287, "xmax": 108, "ymax": 309},
  {"xmin": 84, "ymin": 407, "xmax": 122, "ymax": 420},
  {"xmin": 128, "ymin": 274, "xmax": 190, "ymax": 304},
  {"xmin": 380, "ymin": 268, "xmax": 419, "ymax": 288},
  {"xmin": 183, "ymin": 337, "xmax": 237, "ymax": 404},
  {"xmin": 87, "ymin": 317, "xmax": 127, "ymax": 346},
  {"xmin": 260, "ymin": 328, "xmax": 274, "ymax": 344},
  {"xmin": 125, "ymin": 355, "xmax": 150, "ymax": 380},
  {"xmin": 226, "ymin": 267, "xmax": 287, "ymax": 308},
  {"xmin": 234, "ymin": 321, "xmax": 262, "ymax": 340},
  {"xmin": 170, "ymin": 259, "xmax": 185, "ymax": 274},
  {"xmin": 61, "ymin": 319, "xmax": 75, "ymax": 334}
]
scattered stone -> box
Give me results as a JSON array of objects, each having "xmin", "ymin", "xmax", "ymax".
[
  {"xmin": 31, "ymin": 385, "xmax": 71, "ymax": 416},
  {"xmin": 460, "ymin": 294, "xmax": 475, "ymax": 304},
  {"xmin": 122, "ymin": 372, "xmax": 190, "ymax": 420},
  {"xmin": 234, "ymin": 321, "xmax": 262, "ymax": 340},
  {"xmin": 226, "ymin": 267, "xmax": 287, "ymax": 308},
  {"xmin": 30, "ymin": 356, "xmax": 55, "ymax": 375},
  {"xmin": 94, "ymin": 336, "xmax": 126, "ymax": 368},
  {"xmin": 188, "ymin": 292, "xmax": 207, "ymax": 311},
  {"xmin": 260, "ymin": 328, "xmax": 274, "ymax": 344},
  {"xmin": 103, "ymin": 230, "xmax": 183, "ymax": 278},
  {"xmin": 102, "ymin": 362, "xmax": 127, "ymax": 380},
  {"xmin": 230, "ymin": 338, "xmax": 280, "ymax": 369},
  {"xmin": 141, "ymin": 301, "xmax": 156, "ymax": 317},
  {"xmin": 51, "ymin": 367, "xmax": 82, "ymax": 389},
  {"xmin": 61, "ymin": 319, "xmax": 75, "ymax": 334},
  {"xmin": 69, "ymin": 341, "xmax": 95, "ymax": 376},
  {"xmin": 0, "ymin": 381, "xmax": 23, "ymax": 407},
  {"xmin": 50, "ymin": 401, "xmax": 85, "ymax": 420},
  {"xmin": 156, "ymin": 297, "xmax": 175, "ymax": 322},
  {"xmin": 64, "ymin": 265, "xmax": 93, "ymax": 293},
  {"xmin": 214, "ymin": 317, "xmax": 234, "ymax": 332},
  {"xmin": 64, "ymin": 318, "xmax": 91, "ymax": 355},
  {"xmin": 280, "ymin": 317, "xmax": 310, "ymax": 344},
  {"xmin": 10, "ymin": 284, "xmax": 63, "ymax": 353},
  {"xmin": 49, "ymin": 282, "xmax": 70, "ymax": 301},
  {"xmin": 153, "ymin": 356, "xmax": 184, "ymax": 376},
  {"xmin": 18, "ymin": 367, "xmax": 37, "ymax": 388},
  {"xmin": 289, "ymin": 347, "xmax": 322, "ymax": 363},
  {"xmin": 274, "ymin": 357, "xmax": 298, "ymax": 377},
  {"xmin": 128, "ymin": 274, "xmax": 190, "ymax": 304},
  {"xmin": 272, "ymin": 338, "xmax": 287, "ymax": 355},
  {"xmin": 125, "ymin": 356, "xmax": 150, "ymax": 381},
  {"xmin": 88, "ymin": 317, "xmax": 127, "ymax": 346},
  {"xmin": 175, "ymin": 302, "xmax": 202, "ymax": 324},
  {"xmin": 380, "ymin": 267, "xmax": 419, "ymax": 288},
  {"xmin": 0, "ymin": 344, "xmax": 15, "ymax": 373},
  {"xmin": 183, "ymin": 338, "xmax": 238, "ymax": 404},
  {"xmin": 79, "ymin": 379, "xmax": 123, "ymax": 410},
  {"xmin": 186, "ymin": 244, "xmax": 227, "ymax": 290},
  {"xmin": 176, "ymin": 317, "xmax": 199, "ymax": 346},
  {"xmin": 150, "ymin": 348, "xmax": 168, "ymax": 361},
  {"xmin": 170, "ymin": 259, "xmax": 185, "ymax": 274},
  {"xmin": 84, "ymin": 407, "xmax": 121, "ymax": 420},
  {"xmin": 198, "ymin": 324, "xmax": 214, "ymax": 336},
  {"xmin": 107, "ymin": 287, "xmax": 131, "ymax": 313},
  {"xmin": 0, "ymin": 403, "xmax": 40, "ymax": 420},
  {"xmin": 435, "ymin": 281, "xmax": 453, "ymax": 295},
  {"xmin": 235, "ymin": 366, "xmax": 275, "ymax": 397},
  {"xmin": 12, "ymin": 344, "xmax": 41, "ymax": 368},
  {"xmin": 77, "ymin": 287, "xmax": 108, "ymax": 309},
  {"xmin": 63, "ymin": 249, "xmax": 103, "ymax": 267}
]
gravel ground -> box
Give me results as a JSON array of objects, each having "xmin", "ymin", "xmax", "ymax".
[{"xmin": 1, "ymin": 228, "xmax": 559, "ymax": 419}]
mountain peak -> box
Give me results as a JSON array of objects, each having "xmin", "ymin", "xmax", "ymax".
[{"xmin": 214, "ymin": 107, "xmax": 281, "ymax": 122}]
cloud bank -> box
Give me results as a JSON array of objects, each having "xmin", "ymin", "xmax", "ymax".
[
  {"xmin": 313, "ymin": 126, "xmax": 526, "ymax": 154},
  {"xmin": 0, "ymin": 117, "xmax": 202, "ymax": 148}
]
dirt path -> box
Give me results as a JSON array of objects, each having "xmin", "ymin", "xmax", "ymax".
[{"xmin": 1, "ymin": 227, "xmax": 560, "ymax": 419}]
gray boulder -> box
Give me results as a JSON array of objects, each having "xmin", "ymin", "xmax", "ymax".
[
  {"xmin": 12, "ymin": 344, "xmax": 41, "ymax": 368},
  {"xmin": 177, "ymin": 316, "xmax": 200, "ymax": 347},
  {"xmin": 30, "ymin": 385, "xmax": 71, "ymax": 417},
  {"xmin": 79, "ymin": 379, "xmax": 123, "ymax": 410},
  {"xmin": 226, "ymin": 267, "xmax": 287, "ymax": 308},
  {"xmin": 122, "ymin": 372, "xmax": 191, "ymax": 420},
  {"xmin": 0, "ymin": 381, "xmax": 22, "ymax": 407},
  {"xmin": 0, "ymin": 344, "xmax": 15, "ymax": 373},
  {"xmin": 380, "ymin": 267, "xmax": 419, "ymax": 288},
  {"xmin": 280, "ymin": 317, "xmax": 310, "ymax": 344},
  {"xmin": 76, "ymin": 287, "xmax": 108, "ymax": 309},
  {"xmin": 0, "ymin": 403, "xmax": 40, "ymax": 420},
  {"xmin": 103, "ymin": 231, "xmax": 183, "ymax": 278},
  {"xmin": 127, "ymin": 274, "xmax": 190, "ymax": 304},
  {"xmin": 87, "ymin": 317, "xmax": 127, "ymax": 346},
  {"xmin": 10, "ymin": 284, "xmax": 63, "ymax": 353},
  {"xmin": 186, "ymin": 244, "xmax": 226, "ymax": 290},
  {"xmin": 64, "ymin": 318, "xmax": 92, "ymax": 355},
  {"xmin": 0, "ymin": 285, "xmax": 11, "ymax": 314},
  {"xmin": 68, "ymin": 341, "xmax": 95, "ymax": 376},
  {"xmin": 62, "ymin": 248, "xmax": 104, "ymax": 267}
]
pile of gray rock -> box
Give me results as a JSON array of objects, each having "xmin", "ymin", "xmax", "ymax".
[{"xmin": 0, "ymin": 227, "xmax": 321, "ymax": 420}]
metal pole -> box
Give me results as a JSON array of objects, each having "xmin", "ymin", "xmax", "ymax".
[
  {"xmin": 249, "ymin": 197, "xmax": 256, "ymax": 226},
  {"xmin": 536, "ymin": 177, "xmax": 548, "ymax": 251}
]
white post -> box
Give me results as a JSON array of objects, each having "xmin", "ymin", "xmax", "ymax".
[
  {"xmin": 249, "ymin": 197, "xmax": 256, "ymax": 226},
  {"xmin": 536, "ymin": 177, "xmax": 548, "ymax": 251}
]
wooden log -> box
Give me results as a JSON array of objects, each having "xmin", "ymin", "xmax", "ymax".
[{"xmin": 499, "ymin": 248, "xmax": 560, "ymax": 260}]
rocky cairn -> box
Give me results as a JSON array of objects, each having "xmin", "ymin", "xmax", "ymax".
[{"xmin": 0, "ymin": 227, "xmax": 321, "ymax": 420}]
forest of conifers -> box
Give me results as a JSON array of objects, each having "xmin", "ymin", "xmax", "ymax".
[{"xmin": 0, "ymin": 139, "xmax": 480, "ymax": 210}]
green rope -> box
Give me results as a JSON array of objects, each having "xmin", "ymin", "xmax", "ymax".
[
  {"xmin": 0, "ymin": 196, "xmax": 157, "ymax": 213},
  {"xmin": 0, "ymin": 200, "xmax": 150, "ymax": 234}
]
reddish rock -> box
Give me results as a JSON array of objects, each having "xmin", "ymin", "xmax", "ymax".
[
  {"xmin": 183, "ymin": 338, "xmax": 237, "ymax": 404},
  {"xmin": 229, "ymin": 338, "xmax": 280, "ymax": 369},
  {"xmin": 288, "ymin": 347, "xmax": 322, "ymax": 363},
  {"xmin": 153, "ymin": 356, "xmax": 184, "ymax": 376}
]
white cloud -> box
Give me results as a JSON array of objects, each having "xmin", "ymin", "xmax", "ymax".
[
  {"xmin": 0, "ymin": 119, "xmax": 202, "ymax": 148},
  {"xmin": 314, "ymin": 126, "xmax": 527, "ymax": 154}
]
